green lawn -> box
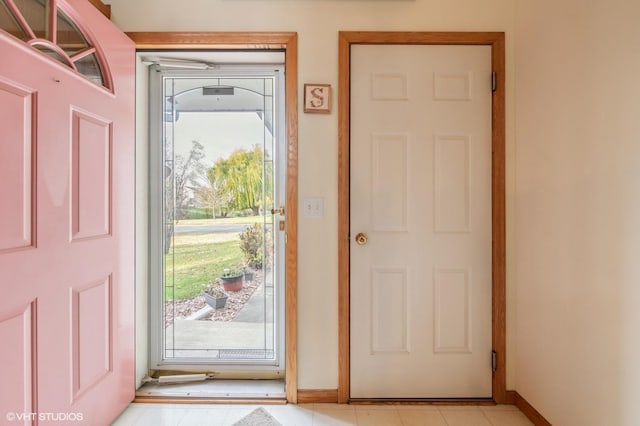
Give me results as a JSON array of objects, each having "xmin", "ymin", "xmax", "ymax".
[
  {"xmin": 164, "ymin": 233, "xmax": 244, "ymax": 300},
  {"xmin": 163, "ymin": 215, "xmax": 268, "ymax": 300},
  {"xmin": 176, "ymin": 216, "xmax": 266, "ymax": 226}
]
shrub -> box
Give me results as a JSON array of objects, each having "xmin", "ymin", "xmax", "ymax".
[{"xmin": 239, "ymin": 223, "xmax": 264, "ymax": 269}]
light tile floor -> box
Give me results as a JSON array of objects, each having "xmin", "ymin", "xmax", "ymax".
[{"xmin": 112, "ymin": 402, "xmax": 534, "ymax": 426}]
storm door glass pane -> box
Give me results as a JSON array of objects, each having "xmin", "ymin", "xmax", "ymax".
[{"xmin": 162, "ymin": 75, "xmax": 278, "ymax": 364}]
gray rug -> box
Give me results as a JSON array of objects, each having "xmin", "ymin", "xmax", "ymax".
[{"xmin": 231, "ymin": 407, "xmax": 282, "ymax": 426}]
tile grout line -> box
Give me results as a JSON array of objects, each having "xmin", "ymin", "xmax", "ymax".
[{"xmin": 480, "ymin": 408, "xmax": 495, "ymax": 426}]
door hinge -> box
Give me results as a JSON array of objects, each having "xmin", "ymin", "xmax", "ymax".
[
  {"xmin": 491, "ymin": 71, "xmax": 497, "ymax": 93},
  {"xmin": 491, "ymin": 350, "xmax": 497, "ymax": 373}
]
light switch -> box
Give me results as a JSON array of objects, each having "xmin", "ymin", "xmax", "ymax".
[{"xmin": 302, "ymin": 197, "xmax": 324, "ymax": 218}]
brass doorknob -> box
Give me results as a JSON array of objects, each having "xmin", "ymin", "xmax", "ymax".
[
  {"xmin": 355, "ymin": 232, "xmax": 368, "ymax": 245},
  {"xmin": 271, "ymin": 206, "xmax": 285, "ymax": 215}
]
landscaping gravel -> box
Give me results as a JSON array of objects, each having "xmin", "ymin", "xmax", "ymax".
[{"xmin": 164, "ymin": 270, "xmax": 263, "ymax": 327}]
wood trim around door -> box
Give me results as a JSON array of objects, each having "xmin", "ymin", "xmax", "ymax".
[
  {"xmin": 337, "ymin": 31, "xmax": 506, "ymax": 404},
  {"xmin": 126, "ymin": 32, "xmax": 299, "ymax": 404},
  {"xmin": 88, "ymin": 0, "xmax": 111, "ymax": 18}
]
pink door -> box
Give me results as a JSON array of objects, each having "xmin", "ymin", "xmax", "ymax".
[{"xmin": 0, "ymin": 1, "xmax": 134, "ymax": 424}]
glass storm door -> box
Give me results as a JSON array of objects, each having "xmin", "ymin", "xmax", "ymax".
[{"xmin": 149, "ymin": 65, "xmax": 286, "ymax": 375}]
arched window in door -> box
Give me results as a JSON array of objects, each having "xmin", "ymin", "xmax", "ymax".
[{"xmin": 0, "ymin": 0, "xmax": 111, "ymax": 89}]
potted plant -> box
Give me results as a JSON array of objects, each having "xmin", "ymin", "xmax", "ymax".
[
  {"xmin": 203, "ymin": 282, "xmax": 228, "ymax": 309},
  {"xmin": 243, "ymin": 265, "xmax": 255, "ymax": 281},
  {"xmin": 220, "ymin": 268, "xmax": 244, "ymax": 292}
]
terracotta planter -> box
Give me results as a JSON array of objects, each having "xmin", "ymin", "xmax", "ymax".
[{"xmin": 221, "ymin": 274, "xmax": 243, "ymax": 292}]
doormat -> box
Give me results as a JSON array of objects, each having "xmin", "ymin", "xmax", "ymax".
[{"xmin": 231, "ymin": 407, "xmax": 282, "ymax": 426}]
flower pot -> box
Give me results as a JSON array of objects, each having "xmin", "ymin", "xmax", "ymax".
[
  {"xmin": 203, "ymin": 291, "xmax": 228, "ymax": 309},
  {"xmin": 244, "ymin": 269, "xmax": 255, "ymax": 281},
  {"xmin": 221, "ymin": 274, "xmax": 244, "ymax": 292}
]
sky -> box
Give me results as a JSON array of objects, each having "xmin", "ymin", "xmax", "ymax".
[{"xmin": 173, "ymin": 112, "xmax": 271, "ymax": 167}]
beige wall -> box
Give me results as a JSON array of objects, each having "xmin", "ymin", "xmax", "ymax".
[
  {"xmin": 514, "ymin": 0, "xmax": 640, "ymax": 424},
  {"xmin": 107, "ymin": 0, "xmax": 518, "ymax": 391},
  {"xmin": 108, "ymin": 0, "xmax": 640, "ymax": 421}
]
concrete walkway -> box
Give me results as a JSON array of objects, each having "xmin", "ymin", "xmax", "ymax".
[
  {"xmin": 233, "ymin": 283, "xmax": 274, "ymax": 323},
  {"xmin": 166, "ymin": 282, "xmax": 275, "ymax": 359},
  {"xmin": 165, "ymin": 320, "xmax": 274, "ymax": 358}
]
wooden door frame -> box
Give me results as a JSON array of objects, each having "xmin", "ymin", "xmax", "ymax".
[
  {"xmin": 338, "ymin": 31, "xmax": 506, "ymax": 403},
  {"xmin": 126, "ymin": 32, "xmax": 299, "ymax": 403},
  {"xmin": 88, "ymin": 0, "xmax": 111, "ymax": 18}
]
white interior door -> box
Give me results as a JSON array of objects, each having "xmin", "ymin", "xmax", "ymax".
[{"xmin": 350, "ymin": 44, "xmax": 493, "ymax": 398}]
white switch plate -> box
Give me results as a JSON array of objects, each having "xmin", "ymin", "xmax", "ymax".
[{"xmin": 302, "ymin": 197, "xmax": 324, "ymax": 218}]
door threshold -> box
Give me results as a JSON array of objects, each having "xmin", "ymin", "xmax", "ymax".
[
  {"xmin": 135, "ymin": 379, "xmax": 286, "ymax": 401},
  {"xmin": 134, "ymin": 396, "xmax": 287, "ymax": 405}
]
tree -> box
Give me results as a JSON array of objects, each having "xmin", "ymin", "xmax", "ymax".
[
  {"xmin": 164, "ymin": 140, "xmax": 206, "ymax": 253},
  {"xmin": 172, "ymin": 140, "xmax": 206, "ymax": 219},
  {"xmin": 208, "ymin": 145, "xmax": 270, "ymax": 215},
  {"xmin": 195, "ymin": 166, "xmax": 232, "ymax": 218}
]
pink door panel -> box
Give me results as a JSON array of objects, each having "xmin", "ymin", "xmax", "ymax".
[
  {"xmin": 0, "ymin": 303, "xmax": 36, "ymax": 426},
  {"xmin": 0, "ymin": 79, "xmax": 35, "ymax": 253},
  {"xmin": 71, "ymin": 109, "xmax": 112, "ymax": 241},
  {"xmin": 0, "ymin": 0, "xmax": 134, "ymax": 424}
]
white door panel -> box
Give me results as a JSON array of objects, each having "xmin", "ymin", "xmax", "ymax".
[{"xmin": 350, "ymin": 44, "xmax": 492, "ymax": 398}]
